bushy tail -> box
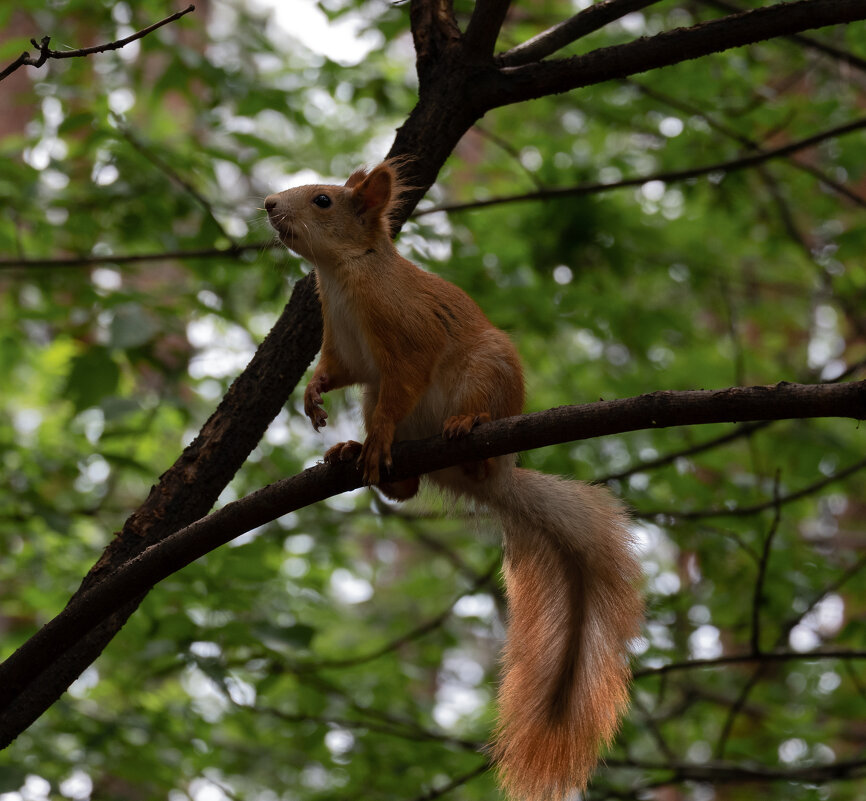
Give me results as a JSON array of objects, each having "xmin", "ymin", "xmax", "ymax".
[{"xmin": 485, "ymin": 467, "xmax": 643, "ymax": 801}]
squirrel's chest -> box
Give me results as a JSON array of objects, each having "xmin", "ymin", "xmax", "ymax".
[{"xmin": 319, "ymin": 278, "xmax": 379, "ymax": 382}]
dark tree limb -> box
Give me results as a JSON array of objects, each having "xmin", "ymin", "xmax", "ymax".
[
  {"xmin": 0, "ymin": 5, "xmax": 196, "ymax": 82},
  {"xmin": 481, "ymin": 0, "xmax": 866, "ymax": 108},
  {"xmin": 696, "ymin": 0, "xmax": 866, "ymax": 73},
  {"xmin": 463, "ymin": 0, "xmax": 513, "ymax": 57},
  {"xmin": 1, "ymin": 379, "xmax": 863, "ymax": 746},
  {"xmin": 499, "ymin": 0, "xmax": 665, "ymax": 67}
]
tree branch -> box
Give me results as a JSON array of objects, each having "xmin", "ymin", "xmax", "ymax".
[
  {"xmin": 415, "ymin": 115, "xmax": 866, "ymax": 217},
  {"xmin": 0, "ymin": 5, "xmax": 196, "ymax": 82},
  {"xmin": 634, "ymin": 648, "xmax": 866, "ymax": 680},
  {"xmin": 628, "ymin": 78, "xmax": 866, "ymax": 209},
  {"xmin": 0, "ymin": 242, "xmax": 279, "ymax": 270},
  {"xmin": 696, "ymin": 0, "xmax": 866, "ymax": 73},
  {"xmin": 639, "ymin": 454, "xmax": 866, "ymax": 521},
  {"xmin": 481, "ymin": 0, "xmax": 866, "ymax": 108},
  {"xmin": 499, "ymin": 0, "xmax": 664, "ymax": 67},
  {"xmin": 463, "ymin": 0, "xmax": 512, "ymax": 57},
  {"xmin": 1, "ymin": 379, "xmax": 863, "ymax": 746}
]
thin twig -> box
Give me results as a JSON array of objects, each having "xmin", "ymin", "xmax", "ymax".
[
  {"xmin": 634, "ymin": 648, "xmax": 866, "ymax": 680},
  {"xmin": 0, "ymin": 5, "xmax": 196, "ymax": 82},
  {"xmin": 415, "ymin": 116, "xmax": 866, "ymax": 217},
  {"xmin": 750, "ymin": 472, "xmax": 782, "ymax": 655},
  {"xmin": 113, "ymin": 118, "xmax": 235, "ymax": 244},
  {"xmin": 638, "ymin": 455, "xmax": 866, "ymax": 521},
  {"xmin": 293, "ymin": 559, "xmax": 499, "ymax": 671}
]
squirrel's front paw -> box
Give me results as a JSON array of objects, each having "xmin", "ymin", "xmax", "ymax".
[
  {"xmin": 359, "ymin": 430, "xmax": 393, "ymax": 485},
  {"xmin": 304, "ymin": 377, "xmax": 329, "ymax": 431}
]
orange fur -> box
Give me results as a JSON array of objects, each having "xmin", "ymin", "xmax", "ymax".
[{"xmin": 265, "ymin": 162, "xmax": 643, "ymax": 800}]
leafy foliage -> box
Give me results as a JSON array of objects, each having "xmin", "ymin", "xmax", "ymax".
[{"xmin": 1, "ymin": 2, "xmax": 865, "ymax": 800}]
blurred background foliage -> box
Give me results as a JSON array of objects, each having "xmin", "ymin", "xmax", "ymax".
[{"xmin": 1, "ymin": 1, "xmax": 865, "ymax": 799}]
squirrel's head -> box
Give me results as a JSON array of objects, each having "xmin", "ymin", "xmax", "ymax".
[{"xmin": 265, "ymin": 161, "xmax": 403, "ymax": 266}]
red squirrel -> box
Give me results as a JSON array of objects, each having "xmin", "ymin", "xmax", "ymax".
[{"xmin": 265, "ymin": 161, "xmax": 643, "ymax": 800}]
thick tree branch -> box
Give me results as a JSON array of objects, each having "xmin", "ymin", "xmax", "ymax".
[
  {"xmin": 0, "ymin": 5, "xmax": 196, "ymax": 82},
  {"xmin": 1, "ymin": 379, "xmax": 863, "ymax": 746},
  {"xmin": 409, "ymin": 0, "xmax": 462, "ymax": 77},
  {"xmin": 696, "ymin": 0, "xmax": 866, "ymax": 73},
  {"xmin": 463, "ymin": 0, "xmax": 512, "ymax": 57},
  {"xmin": 499, "ymin": 0, "xmax": 664, "ymax": 67},
  {"xmin": 481, "ymin": 0, "xmax": 866, "ymax": 108}
]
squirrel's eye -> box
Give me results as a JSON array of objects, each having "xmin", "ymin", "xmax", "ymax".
[{"xmin": 312, "ymin": 194, "xmax": 332, "ymax": 209}]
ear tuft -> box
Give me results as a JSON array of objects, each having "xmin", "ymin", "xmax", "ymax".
[
  {"xmin": 351, "ymin": 164, "xmax": 394, "ymax": 220},
  {"xmin": 344, "ymin": 166, "xmax": 369, "ymax": 189}
]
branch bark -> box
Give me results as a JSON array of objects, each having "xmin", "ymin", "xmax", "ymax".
[
  {"xmin": 1, "ymin": 379, "xmax": 863, "ymax": 746},
  {"xmin": 480, "ymin": 0, "xmax": 866, "ymax": 108},
  {"xmin": 499, "ymin": 0, "xmax": 664, "ymax": 67}
]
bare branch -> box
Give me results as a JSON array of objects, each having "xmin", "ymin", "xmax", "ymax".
[
  {"xmin": 0, "ymin": 5, "xmax": 196, "ymax": 82},
  {"xmin": 293, "ymin": 560, "xmax": 498, "ymax": 672},
  {"xmin": 113, "ymin": 119, "xmax": 235, "ymax": 244},
  {"xmin": 481, "ymin": 0, "xmax": 866, "ymax": 109},
  {"xmin": 0, "ymin": 242, "xmax": 279, "ymax": 271},
  {"xmin": 634, "ymin": 648, "xmax": 866, "ymax": 680},
  {"xmin": 499, "ymin": 0, "xmax": 664, "ymax": 67},
  {"xmin": 628, "ymin": 78, "xmax": 866, "ymax": 208},
  {"xmin": 751, "ymin": 473, "xmax": 783, "ymax": 655},
  {"xmin": 696, "ymin": 0, "xmax": 866, "ymax": 73},
  {"xmin": 415, "ymin": 116, "xmax": 866, "ymax": 217},
  {"xmin": 604, "ymin": 754, "xmax": 866, "ymax": 784},
  {"xmin": 464, "ymin": 0, "xmax": 513, "ymax": 57},
  {"xmin": 598, "ymin": 422, "xmax": 771, "ymax": 483}
]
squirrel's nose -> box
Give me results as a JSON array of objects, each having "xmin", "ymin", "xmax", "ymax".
[{"xmin": 264, "ymin": 195, "xmax": 278, "ymax": 212}]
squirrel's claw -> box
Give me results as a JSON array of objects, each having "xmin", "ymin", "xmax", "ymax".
[
  {"xmin": 308, "ymin": 407, "xmax": 328, "ymax": 431},
  {"xmin": 304, "ymin": 377, "xmax": 330, "ymax": 431}
]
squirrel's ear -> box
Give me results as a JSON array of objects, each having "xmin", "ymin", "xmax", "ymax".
[{"xmin": 351, "ymin": 164, "xmax": 393, "ymax": 219}]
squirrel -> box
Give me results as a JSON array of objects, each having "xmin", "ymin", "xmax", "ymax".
[{"xmin": 265, "ymin": 160, "xmax": 643, "ymax": 801}]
